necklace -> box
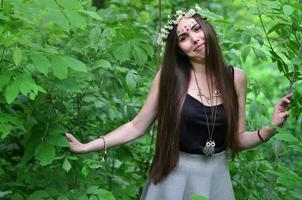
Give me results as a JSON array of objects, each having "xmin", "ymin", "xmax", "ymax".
[
  {"xmin": 196, "ymin": 88, "xmax": 220, "ymax": 105},
  {"xmin": 192, "ymin": 70, "xmax": 219, "ymax": 156}
]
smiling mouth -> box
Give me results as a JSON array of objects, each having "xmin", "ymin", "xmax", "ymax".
[
  {"xmin": 194, "ymin": 45, "xmax": 204, "ymax": 52},
  {"xmin": 194, "ymin": 44, "xmax": 205, "ymax": 52}
]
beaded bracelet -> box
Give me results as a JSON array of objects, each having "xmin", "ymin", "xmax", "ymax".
[
  {"xmin": 100, "ymin": 136, "xmax": 107, "ymax": 161},
  {"xmin": 257, "ymin": 128, "xmax": 267, "ymax": 143}
]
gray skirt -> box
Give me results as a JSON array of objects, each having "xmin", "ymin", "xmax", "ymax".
[{"xmin": 140, "ymin": 151, "xmax": 235, "ymax": 200}]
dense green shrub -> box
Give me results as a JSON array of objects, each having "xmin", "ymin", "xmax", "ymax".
[{"xmin": 0, "ymin": 0, "xmax": 301, "ymax": 199}]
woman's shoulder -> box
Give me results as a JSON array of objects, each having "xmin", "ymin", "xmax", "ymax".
[
  {"xmin": 231, "ymin": 67, "xmax": 247, "ymax": 92},
  {"xmin": 232, "ymin": 67, "xmax": 246, "ymax": 82}
]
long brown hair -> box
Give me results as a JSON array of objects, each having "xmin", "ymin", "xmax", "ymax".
[{"xmin": 149, "ymin": 14, "xmax": 239, "ymax": 184}]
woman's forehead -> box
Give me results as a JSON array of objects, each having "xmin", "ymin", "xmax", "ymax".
[{"xmin": 176, "ymin": 17, "xmax": 197, "ymax": 35}]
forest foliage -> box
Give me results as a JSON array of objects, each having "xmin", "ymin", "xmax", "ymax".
[{"xmin": 0, "ymin": 0, "xmax": 301, "ymax": 199}]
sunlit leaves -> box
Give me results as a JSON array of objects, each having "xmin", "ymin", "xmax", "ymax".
[
  {"xmin": 81, "ymin": 10, "xmax": 103, "ymax": 21},
  {"xmin": 283, "ymin": 5, "xmax": 294, "ymax": 17},
  {"xmin": 46, "ymin": 10, "xmax": 70, "ymax": 31},
  {"xmin": 13, "ymin": 47, "xmax": 22, "ymax": 65},
  {"xmin": 56, "ymin": 0, "xmax": 82, "ymax": 10},
  {"xmin": 132, "ymin": 45, "xmax": 147, "ymax": 67},
  {"xmin": 4, "ymin": 73, "xmax": 46, "ymax": 103},
  {"xmin": 65, "ymin": 11, "xmax": 87, "ymax": 29},
  {"xmin": 31, "ymin": 54, "xmax": 51, "ymax": 76},
  {"xmin": 95, "ymin": 59, "xmax": 111, "ymax": 70},
  {"xmin": 126, "ymin": 70, "xmax": 138, "ymax": 91},
  {"xmin": 50, "ymin": 56, "xmax": 68, "ymax": 79},
  {"xmin": 64, "ymin": 56, "xmax": 87, "ymax": 72},
  {"xmin": 274, "ymin": 132, "xmax": 299, "ymax": 143},
  {"xmin": 5, "ymin": 81, "xmax": 19, "ymax": 104},
  {"xmin": 113, "ymin": 43, "xmax": 131, "ymax": 62}
]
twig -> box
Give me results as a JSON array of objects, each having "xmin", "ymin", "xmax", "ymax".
[
  {"xmin": 256, "ymin": 0, "xmax": 291, "ymax": 81},
  {"xmin": 256, "ymin": 2, "xmax": 298, "ymax": 199}
]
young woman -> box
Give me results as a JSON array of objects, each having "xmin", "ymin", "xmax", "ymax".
[{"xmin": 66, "ymin": 8, "xmax": 292, "ymax": 200}]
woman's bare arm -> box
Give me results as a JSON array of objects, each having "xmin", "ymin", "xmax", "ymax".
[
  {"xmin": 233, "ymin": 68, "xmax": 291, "ymax": 150},
  {"xmin": 66, "ymin": 70, "xmax": 160, "ymax": 153}
]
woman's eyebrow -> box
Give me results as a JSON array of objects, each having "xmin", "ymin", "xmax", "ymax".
[{"xmin": 177, "ymin": 23, "xmax": 198, "ymax": 39}]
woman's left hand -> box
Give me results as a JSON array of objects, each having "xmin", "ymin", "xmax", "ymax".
[{"xmin": 271, "ymin": 93, "xmax": 292, "ymax": 127}]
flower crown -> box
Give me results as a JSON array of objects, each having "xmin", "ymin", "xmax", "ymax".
[{"xmin": 157, "ymin": 6, "xmax": 206, "ymax": 46}]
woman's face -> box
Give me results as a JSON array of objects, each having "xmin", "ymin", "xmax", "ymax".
[{"xmin": 176, "ymin": 17, "xmax": 206, "ymax": 62}]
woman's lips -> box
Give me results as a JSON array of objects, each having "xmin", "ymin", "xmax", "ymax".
[{"xmin": 194, "ymin": 44, "xmax": 204, "ymax": 52}]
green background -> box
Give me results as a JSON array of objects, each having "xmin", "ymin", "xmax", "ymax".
[{"xmin": 0, "ymin": 0, "xmax": 301, "ymax": 199}]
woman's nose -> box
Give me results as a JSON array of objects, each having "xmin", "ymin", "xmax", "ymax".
[{"xmin": 193, "ymin": 38, "xmax": 200, "ymax": 45}]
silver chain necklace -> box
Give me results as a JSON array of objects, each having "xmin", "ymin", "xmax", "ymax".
[{"xmin": 192, "ymin": 70, "xmax": 219, "ymax": 156}]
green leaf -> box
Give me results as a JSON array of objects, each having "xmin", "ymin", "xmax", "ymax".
[
  {"xmin": 56, "ymin": 78, "xmax": 82, "ymax": 92},
  {"xmin": 18, "ymin": 74, "xmax": 34, "ymax": 96},
  {"xmin": 291, "ymin": 57, "xmax": 302, "ymax": 65},
  {"xmin": 27, "ymin": 190, "xmax": 48, "ymax": 200},
  {"xmin": 13, "ymin": 47, "xmax": 22, "ymax": 65},
  {"xmin": 21, "ymin": 131, "xmax": 44, "ymax": 165},
  {"xmin": 283, "ymin": 5, "xmax": 294, "ymax": 17},
  {"xmin": 0, "ymin": 191, "xmax": 12, "ymax": 198},
  {"xmin": 11, "ymin": 192, "xmax": 24, "ymax": 200},
  {"xmin": 132, "ymin": 45, "xmax": 147, "ymax": 66},
  {"xmin": 57, "ymin": 195, "xmax": 69, "ymax": 200},
  {"xmin": 113, "ymin": 43, "xmax": 130, "ymax": 62},
  {"xmin": 46, "ymin": 135, "xmax": 69, "ymax": 147},
  {"xmin": 46, "ymin": 10, "xmax": 70, "ymax": 31},
  {"xmin": 190, "ymin": 193, "xmax": 208, "ymax": 200},
  {"xmin": 81, "ymin": 10, "xmax": 103, "ymax": 20},
  {"xmin": 274, "ymin": 133, "xmax": 299, "ymax": 143},
  {"xmin": 241, "ymin": 46, "xmax": 251, "ymax": 62},
  {"xmin": 87, "ymin": 186, "xmax": 100, "ymax": 194},
  {"xmin": 241, "ymin": 32, "xmax": 251, "ymax": 44},
  {"xmin": 63, "ymin": 158, "xmax": 71, "ymax": 172},
  {"xmin": 56, "ymin": 0, "xmax": 82, "ymax": 10},
  {"xmin": 66, "ymin": 11, "xmax": 87, "ymax": 29},
  {"xmin": 31, "ymin": 54, "xmax": 50, "ymax": 76},
  {"xmin": 196, "ymin": 6, "xmax": 223, "ymax": 20},
  {"xmin": 0, "ymin": 72, "xmax": 11, "ymax": 90},
  {"xmin": 64, "ymin": 56, "xmax": 87, "ymax": 72},
  {"xmin": 95, "ymin": 59, "xmax": 111, "ymax": 70},
  {"xmin": 51, "ymin": 56, "xmax": 68, "ymax": 79},
  {"xmin": 86, "ymin": 187, "xmax": 116, "ymax": 200},
  {"xmin": 253, "ymin": 34, "xmax": 264, "ymax": 46},
  {"xmin": 89, "ymin": 195, "xmax": 98, "ymax": 200},
  {"xmin": 16, "ymin": 73, "xmax": 46, "ymax": 98},
  {"xmin": 126, "ymin": 70, "xmax": 138, "ymax": 91},
  {"xmin": 0, "ymin": 123, "xmax": 12, "ymax": 139},
  {"xmin": 253, "ymin": 48, "xmax": 266, "ymax": 60},
  {"xmin": 5, "ymin": 81, "xmax": 19, "ymax": 104},
  {"xmin": 35, "ymin": 143, "xmax": 55, "ymax": 166}
]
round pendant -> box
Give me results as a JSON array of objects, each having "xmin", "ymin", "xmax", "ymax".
[{"xmin": 202, "ymin": 140, "xmax": 215, "ymax": 156}]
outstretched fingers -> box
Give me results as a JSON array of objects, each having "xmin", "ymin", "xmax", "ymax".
[
  {"xmin": 65, "ymin": 133, "xmax": 74, "ymax": 142},
  {"xmin": 277, "ymin": 93, "xmax": 292, "ymax": 108}
]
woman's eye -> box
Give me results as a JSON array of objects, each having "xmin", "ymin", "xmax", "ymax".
[
  {"xmin": 179, "ymin": 36, "xmax": 187, "ymax": 42},
  {"xmin": 194, "ymin": 26, "xmax": 201, "ymax": 32}
]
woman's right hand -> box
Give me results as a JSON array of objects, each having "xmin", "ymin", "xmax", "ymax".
[{"xmin": 65, "ymin": 133, "xmax": 87, "ymax": 153}]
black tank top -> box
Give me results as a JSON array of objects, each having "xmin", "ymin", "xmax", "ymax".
[{"xmin": 179, "ymin": 66, "xmax": 234, "ymax": 154}]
